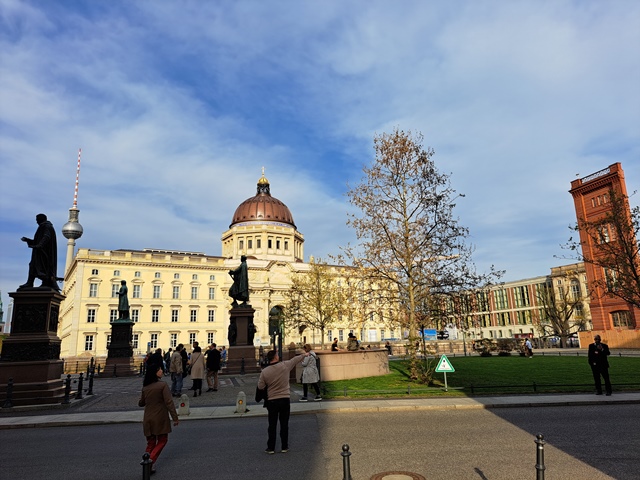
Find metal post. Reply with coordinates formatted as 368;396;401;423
240;357;246;375
87;370;95;396
535;433;546;480
341;444;353;480
2;377;14;408
141;452;152;480
113;364;117;377
76;372;84;399
62;374;72;405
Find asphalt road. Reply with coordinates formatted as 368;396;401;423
1;404;638;480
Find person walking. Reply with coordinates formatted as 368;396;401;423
257;349;308;454
138;363;179;474
188;345;205;397
205;343;221;392
169;345;184;397
299;344;322;402
588;335;612;396
525;338;533;358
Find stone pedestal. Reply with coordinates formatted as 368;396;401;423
0;289;65;406
226;307;260;374
102;319;138;377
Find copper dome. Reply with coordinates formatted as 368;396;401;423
230;173;296;228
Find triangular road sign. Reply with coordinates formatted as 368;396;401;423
436;354;455;372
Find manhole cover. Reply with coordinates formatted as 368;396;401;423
370;472;426;480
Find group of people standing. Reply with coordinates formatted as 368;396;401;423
167;343;225;397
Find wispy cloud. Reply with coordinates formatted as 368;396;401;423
1;0;638;310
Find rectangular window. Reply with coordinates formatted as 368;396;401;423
110;309;118;322
239;240;244;250
111;284;119;298
174;273;180;279
327;329;332;342
171;309;179;323
132;334;139;349
284;240;289;250
87;309;96;323
514;286;530;307
494;289;508;310
276;239;281;249
207;332;215;344
191;286;198;300
150;333;158;349
248;239;253;249
107;334;111;347
380;329;385;340
209;275;215;281
209;288;215;300
89;283;98;297
257;238;262;249
612;311;632;328
390;329;395;339
338;329;344;341
154;272;161;278
192;274;198;280
152;309;159;323
131;309;139;322
153;285;161;299
189;333;197;345
84;335;94;351
190;310;197;322
135;271;141;277
170;333;177;348
268;238;273;249
114;270;120;277
91;269;99;275
173;286;180;299
208;310;215;322
133;285;141;298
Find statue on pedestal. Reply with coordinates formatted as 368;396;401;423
228;319;238;346
228;255;249;307
19;213;59;291
116;280;130;320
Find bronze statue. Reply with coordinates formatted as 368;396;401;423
248;322;257;344
116;280;130;319
19;213;59;291
228;319;237;346
228;255;249;307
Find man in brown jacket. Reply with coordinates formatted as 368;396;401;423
257;349;308;454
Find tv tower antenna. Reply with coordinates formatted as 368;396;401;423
62;148;84;276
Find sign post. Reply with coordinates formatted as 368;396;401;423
435;354;455;392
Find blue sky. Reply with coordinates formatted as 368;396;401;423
1;0;639;315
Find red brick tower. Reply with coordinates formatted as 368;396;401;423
569;163;639;332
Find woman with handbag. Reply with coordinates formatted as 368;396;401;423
299;344;322;402
138;363;179;474
188;345;206;397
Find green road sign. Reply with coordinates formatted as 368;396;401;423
436;354;455;372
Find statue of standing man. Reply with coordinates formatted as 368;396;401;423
19;213;59;291
228;255;249;307
116;280;130;320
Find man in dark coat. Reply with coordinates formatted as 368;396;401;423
205;343;221;392
588;335;612;396
20;213;59;290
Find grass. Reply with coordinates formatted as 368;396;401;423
317;355;640;399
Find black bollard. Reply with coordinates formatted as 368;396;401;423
535;433;546;480
62;374;72;405
341;444;353;480
141;452;152;480
87;370;95;396
113;364;118;377
2;377;14;408
240;357;245;375
76;373;84;399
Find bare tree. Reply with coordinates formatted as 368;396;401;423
282;259;342;348
564;189;640;309
342;128;502;381
534;281;588;348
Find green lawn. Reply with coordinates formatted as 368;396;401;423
318;355;640;398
